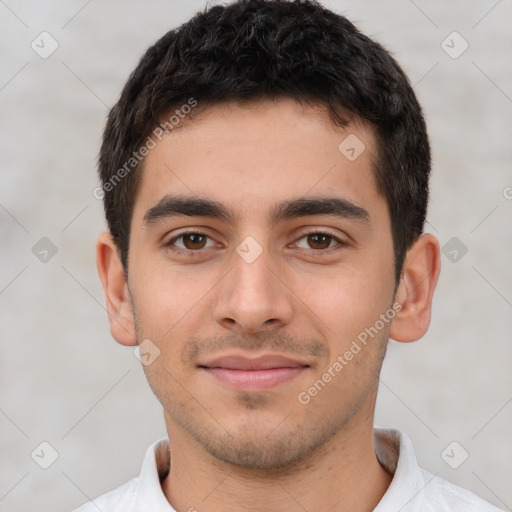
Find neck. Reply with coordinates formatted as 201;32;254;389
162;410;392;512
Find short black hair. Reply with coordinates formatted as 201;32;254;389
98;0;430;283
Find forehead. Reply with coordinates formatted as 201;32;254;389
132;98;385;226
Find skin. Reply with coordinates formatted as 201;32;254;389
97;98;440;512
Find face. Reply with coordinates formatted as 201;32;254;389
126;98;398;468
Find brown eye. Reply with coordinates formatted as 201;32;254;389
166;232;216;253
181;233;207;250
295;231;343;251
306;233;333;250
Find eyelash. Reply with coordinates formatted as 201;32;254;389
164;229;348;257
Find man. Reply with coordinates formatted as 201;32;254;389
74;0;504;510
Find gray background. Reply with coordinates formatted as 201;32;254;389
1;1;511;511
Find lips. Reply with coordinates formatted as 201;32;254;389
198;354;310;391
200;354;308;371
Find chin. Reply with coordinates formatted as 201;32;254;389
206;433;312;469
189;415;341;470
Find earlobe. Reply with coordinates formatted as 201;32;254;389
96;232;138;346
389;233;441;343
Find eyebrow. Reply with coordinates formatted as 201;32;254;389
143;195;371;226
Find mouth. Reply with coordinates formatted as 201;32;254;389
198;353;311;391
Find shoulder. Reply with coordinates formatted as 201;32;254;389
69;437;171;512
70;476;138;512
418;468;505;512
373;428;505;512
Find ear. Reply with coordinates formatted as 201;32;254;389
389;233;441;343
96;232;137;346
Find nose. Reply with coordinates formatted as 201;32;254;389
213;243;294;334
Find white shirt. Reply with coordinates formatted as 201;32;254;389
72;427;504;511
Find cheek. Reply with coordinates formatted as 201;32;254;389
129;261;223;375
130;250;216;331
301;258;394;346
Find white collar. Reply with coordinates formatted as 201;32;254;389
373;428;431;511
133;427;424;511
